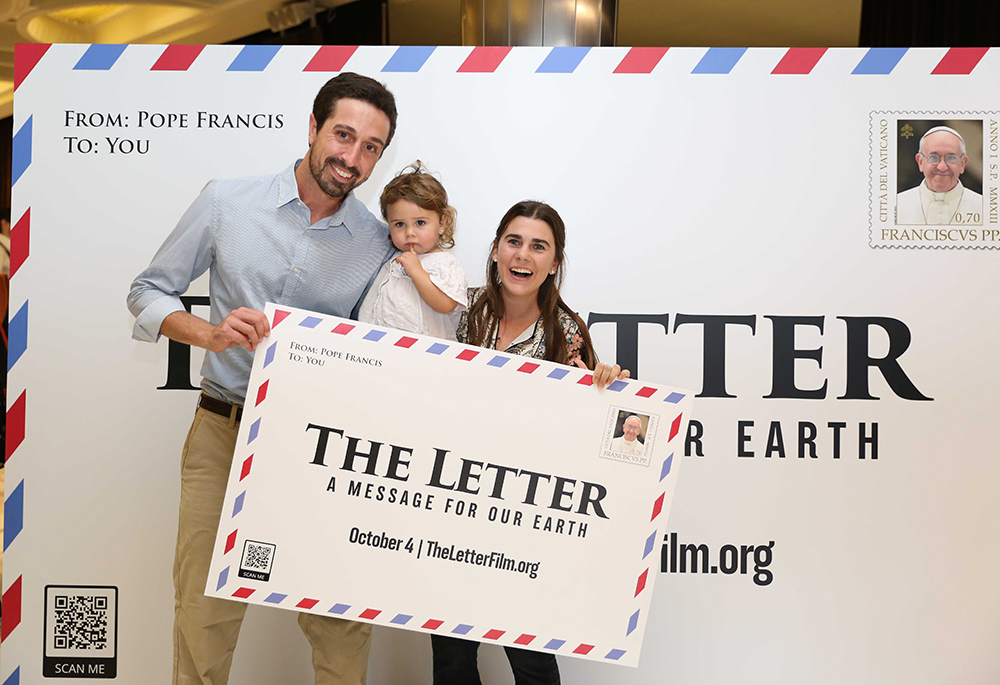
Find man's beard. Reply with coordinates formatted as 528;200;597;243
309;153;361;199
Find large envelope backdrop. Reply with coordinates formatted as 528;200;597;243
5;44;1000;684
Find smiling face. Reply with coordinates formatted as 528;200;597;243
623;416;642;442
492;216;559;305
917;130;968;193
306;97;390;199
386;199;443;255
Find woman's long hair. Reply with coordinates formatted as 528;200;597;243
466;201;596;367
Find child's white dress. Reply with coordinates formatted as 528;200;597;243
358;251;468;340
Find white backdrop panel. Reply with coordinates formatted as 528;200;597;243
5;44;1000;684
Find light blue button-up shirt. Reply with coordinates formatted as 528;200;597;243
128;161;393;404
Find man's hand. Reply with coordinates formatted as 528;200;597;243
160;307;271;353
395;247;425;279
575;358;631;389
207;307;271;352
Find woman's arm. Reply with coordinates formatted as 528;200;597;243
560;308;630;388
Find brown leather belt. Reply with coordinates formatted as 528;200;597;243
199;392;243;423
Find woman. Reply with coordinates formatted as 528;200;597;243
432;200;626;685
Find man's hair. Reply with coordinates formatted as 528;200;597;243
919;126;966;157
313;72;398;149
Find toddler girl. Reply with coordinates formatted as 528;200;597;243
359;162;467;340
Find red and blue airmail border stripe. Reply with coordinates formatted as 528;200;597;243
213;307;688;663
2;84;31;664
13;44;993;91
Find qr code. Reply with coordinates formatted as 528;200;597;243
53;595;108;650
239;539;276;580
44;585;118;662
244;542;273;570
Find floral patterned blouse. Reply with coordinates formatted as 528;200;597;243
457;286;587;364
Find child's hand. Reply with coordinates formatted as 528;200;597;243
396;247;425;279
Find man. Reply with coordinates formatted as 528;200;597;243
128;73;397;685
896;126;982;225
610;415;644;456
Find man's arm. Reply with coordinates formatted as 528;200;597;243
351;232;397;320
128;181;221;343
161;307;270;352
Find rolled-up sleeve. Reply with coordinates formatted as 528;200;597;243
127;181;217;342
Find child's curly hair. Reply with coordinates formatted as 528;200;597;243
379;161;458;249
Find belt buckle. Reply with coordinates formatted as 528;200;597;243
227;402;240;429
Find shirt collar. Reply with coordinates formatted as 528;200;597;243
278;159;376;237
919;179;965;204
330;192;369;237
509;318;541;348
276;161;301;208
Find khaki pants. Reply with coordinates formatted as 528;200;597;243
174;407;371;685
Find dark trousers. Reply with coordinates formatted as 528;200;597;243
431;635;561;685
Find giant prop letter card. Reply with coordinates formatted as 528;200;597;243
205;305;692;666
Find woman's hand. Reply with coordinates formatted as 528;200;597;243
575;359;631;389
